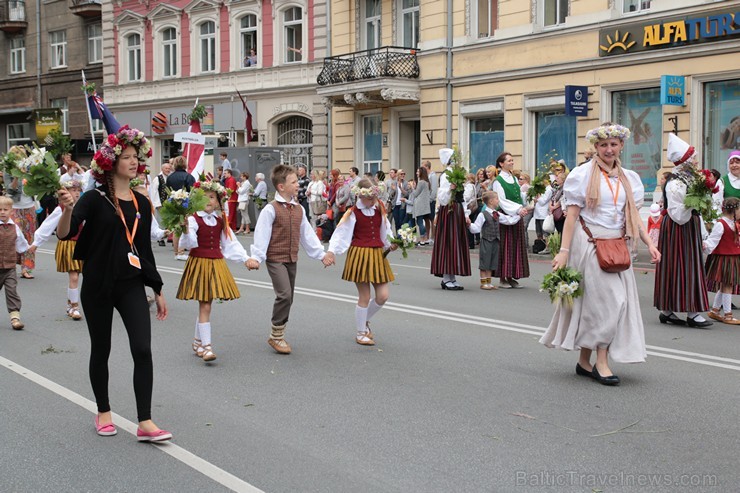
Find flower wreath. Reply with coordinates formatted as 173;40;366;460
62;179;83;190
194;179;231;202
585;124;631;145
91;125;152;183
351;182;385;198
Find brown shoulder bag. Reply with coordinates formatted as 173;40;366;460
579;217;631;273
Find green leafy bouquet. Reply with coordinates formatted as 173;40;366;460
159;187;208;235
547;231;561;258
527;150;560;202
444;146;467;208
385;224;417;259
9;145;62;199
683;167;720;225
188;104;208;122
541;267;583;308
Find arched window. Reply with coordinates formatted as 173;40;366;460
162;27;178;77
277;116;313;167
283;7;303;63
240;14;258;68
126;33;141;81
199;21;216;72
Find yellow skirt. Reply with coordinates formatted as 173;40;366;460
342;246;395;284
55;240;83;273
176;256;240;302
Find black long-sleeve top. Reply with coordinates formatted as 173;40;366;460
61;186;163;296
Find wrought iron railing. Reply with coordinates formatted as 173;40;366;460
317;46;419;86
2;0;26;22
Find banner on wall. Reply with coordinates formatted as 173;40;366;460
33;108;62;145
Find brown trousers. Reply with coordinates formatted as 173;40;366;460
0;268;21;313
266;261;297;326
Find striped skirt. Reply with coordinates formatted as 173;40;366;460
653;214;708;312
342;246;394;284
176;256;240;302
498;220;530;281
55;240;83;273
430;202;471;277
705;254;740;295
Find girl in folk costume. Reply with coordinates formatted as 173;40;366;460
646;203;663;248
654;133;713;328
719;150;740;201
29;180;85;320
324;178;397;345
703;197;740;325
431;148;471;290
491;152;531;288
540;123;660;386
176;179;249;362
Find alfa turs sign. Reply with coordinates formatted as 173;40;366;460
599;8;740;57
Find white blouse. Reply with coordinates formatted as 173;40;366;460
703;217;734;255
534;186;553;220
664;178;692;225
491;171;524;217
468;208;520;234
328;201;392;256
179;211;248;263
237;180;253;203
562;160;644;230
33;207;63;247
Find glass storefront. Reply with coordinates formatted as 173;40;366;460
469;116;504;172
612;88;662;200
536;110;576;171
363;114;382;174
704;79;740;170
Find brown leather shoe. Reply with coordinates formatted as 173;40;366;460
356;332;375;346
722;313;740;325
708;309;724;322
268;338;292;354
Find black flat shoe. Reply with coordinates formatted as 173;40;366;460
659;313;686;326
442;281;462;291
687;316;713;328
575;363;594;379
592;367;620;386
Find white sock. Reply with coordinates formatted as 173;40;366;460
366;299;383;321
723;293;732;314
661;310;674;317
442;274;453;283
67;288;79;303
198;322;212;346
355;305;368;333
713;292;723;309
688;311;706;322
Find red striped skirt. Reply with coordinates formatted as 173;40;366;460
705;254;740;295
430;202;471;277
653;214;708;312
498;220;530;281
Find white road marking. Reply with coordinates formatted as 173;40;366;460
0;355;264;493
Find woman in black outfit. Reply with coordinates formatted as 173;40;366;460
57;126;171;442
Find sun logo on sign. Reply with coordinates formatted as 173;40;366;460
600;30;636;54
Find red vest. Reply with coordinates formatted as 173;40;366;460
350;208;384;248
60;205;83;241
189;214;224;259
712;219;740;256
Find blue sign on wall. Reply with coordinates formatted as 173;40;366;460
565;86;588;116
661;75;685;106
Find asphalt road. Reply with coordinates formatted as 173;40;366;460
1;236;738;493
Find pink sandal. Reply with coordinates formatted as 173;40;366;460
95;415;117;436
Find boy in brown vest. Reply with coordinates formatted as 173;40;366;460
247;165;332;354
0;196;30;330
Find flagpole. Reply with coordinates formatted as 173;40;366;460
81;70;97;153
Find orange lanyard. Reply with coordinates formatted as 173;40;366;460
601;170;620;208
118;192;140;251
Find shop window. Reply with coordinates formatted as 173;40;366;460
536;110;576;170
476;0;497;38
10;37;25;74
542;0;567;27
7;123;31;149
400;0;419;48
704;79;740;169
469;116;504;172
162;27;178;78
363;115;382;174
240;14;258;67
126;33;142;81
363;0;381;50
623;0;651;14
612;88;662;200
50;30;67;68
50;98;69;135
88;24;102;64
200;21;216;73
284;7;303;63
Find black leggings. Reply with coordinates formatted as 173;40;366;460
81;277;153;422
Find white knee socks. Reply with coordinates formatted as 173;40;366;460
355;305;369;333
198;322;212;346
722;293;732;314
67;288;79;303
366;299;384;321
713;292;723;309
194;319;200;340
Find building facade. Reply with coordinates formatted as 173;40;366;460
319;0;740;201
0;0;104;163
103;0;329;174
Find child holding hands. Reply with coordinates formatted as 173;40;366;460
704;197;740;325
0;196;29;330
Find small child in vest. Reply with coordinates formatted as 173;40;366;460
467;191;520;290
703;197;740;325
0;196;29;330
29;180;85;320
247;164;329;354
324;178;397;345
646;203;662;249
176;179;249;362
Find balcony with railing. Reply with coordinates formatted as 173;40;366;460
317;46;421;107
69;0;101;17
0;0;27;33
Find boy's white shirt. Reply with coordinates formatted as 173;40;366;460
328;201;392;256
0;217;30;253
179;211;248;263
468;207;520;234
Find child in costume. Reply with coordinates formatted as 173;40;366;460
646;203;662;248
0;195;29;330
176;179;249;362
247;164;329;355
29;180;85;320
468;191;520;290
324;178;397;345
703;197;740;325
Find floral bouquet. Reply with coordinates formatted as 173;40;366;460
385;224;417;258
526;169;550;202
684;167;720;225
540;267;583;308
129;177;144;189
547;231;561;258
444;147;467;207
159;187;208;235
1;146;26;175
9;145;62;200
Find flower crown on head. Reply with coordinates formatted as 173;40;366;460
62;179;82;190
351;183;385;198
194;179;231;201
91;125;151;183
585;124;631;145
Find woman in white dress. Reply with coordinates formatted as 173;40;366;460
539;123;660;386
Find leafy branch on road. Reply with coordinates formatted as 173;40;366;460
41;344;75;355
510;413;670;437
